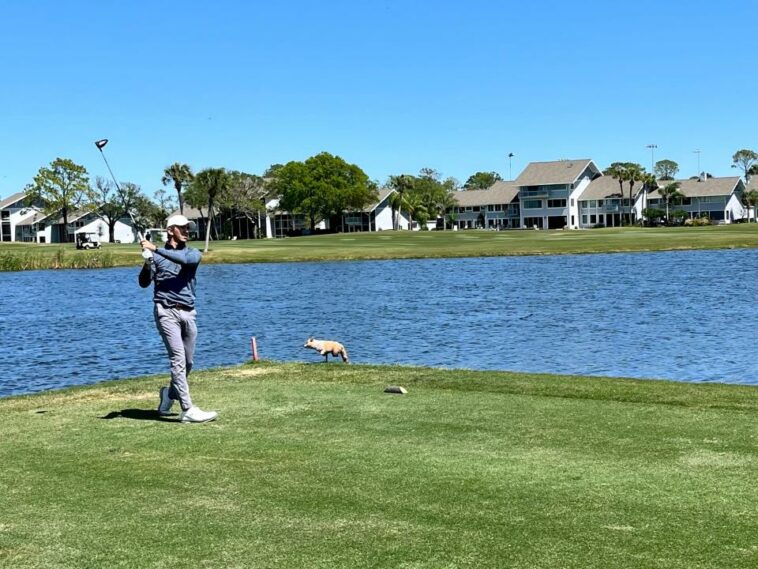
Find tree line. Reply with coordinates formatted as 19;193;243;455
22;148;758;248
23;152;500;249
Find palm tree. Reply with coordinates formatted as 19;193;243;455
388;175;415;230
435;191;458;230
640;173;658;226
162;163;194;215
402;193;427;230
192;168;230;252
741;189;758;222
603;163;627;225
389;191;403;230
658;182;683;224
623;163;645;225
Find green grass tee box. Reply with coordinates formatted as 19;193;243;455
1;362;757;568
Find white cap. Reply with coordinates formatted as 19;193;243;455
166;214;190;228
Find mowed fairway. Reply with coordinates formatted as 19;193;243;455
4;224;758;270
2;362;758;568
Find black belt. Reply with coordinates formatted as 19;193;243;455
161;302;194;311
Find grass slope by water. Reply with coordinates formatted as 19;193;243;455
1;362;757;568
4;224;758;270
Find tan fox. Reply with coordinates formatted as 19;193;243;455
304;337;350;363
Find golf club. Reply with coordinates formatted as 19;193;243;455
94;139;144;243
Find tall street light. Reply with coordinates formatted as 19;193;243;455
646;144;657;174
694;149;701;179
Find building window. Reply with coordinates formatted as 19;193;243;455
570;199;574;206
547;199;566;208
523;200;542;209
590;214;596;224
598;200;603;207
582;215;587;225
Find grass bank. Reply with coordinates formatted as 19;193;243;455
3;224;758;271
2;362;757;568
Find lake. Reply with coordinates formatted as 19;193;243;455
1;248;756;397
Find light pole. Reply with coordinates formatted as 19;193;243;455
694;149;701;179
508;152;514;181
646;144;657;174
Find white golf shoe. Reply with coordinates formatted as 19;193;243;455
157;386;174;416
180;406;218;424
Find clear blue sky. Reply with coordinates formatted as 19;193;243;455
1;0;756;200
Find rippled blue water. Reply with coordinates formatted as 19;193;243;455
1;249;757;397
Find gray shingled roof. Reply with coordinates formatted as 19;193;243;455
15;211;50;226
358;187;393;212
515;159;597;186
578;176;627;200
453;181;519;207
0;192;26;209
647;176;743;199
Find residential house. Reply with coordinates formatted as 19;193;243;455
15;210;52;242
0;192;43;242
575;175;633;228
13;207;135;243
67;210;135;243
637;176;745;223
514;159;602;229
452;181;520;229
343;188;410;232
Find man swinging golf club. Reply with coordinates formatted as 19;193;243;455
139;214;218;423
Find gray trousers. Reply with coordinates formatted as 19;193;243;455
154;303;197;411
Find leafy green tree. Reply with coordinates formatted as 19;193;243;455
658;182;684;224
642;207;665;224
271;152;376;231
263;163;284;178
131;194;163;232
162;162;194;215
25;158;94;242
732;149;758;183
93;177;144;242
654;160;679;181
153;188;176;227
219;171;269;238
191;168;231;252
463;171;502;190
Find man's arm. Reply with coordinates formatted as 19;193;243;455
154;247;202;266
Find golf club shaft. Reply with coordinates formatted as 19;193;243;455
96;147;143;242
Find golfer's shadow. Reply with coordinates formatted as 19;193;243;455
100;409;179;422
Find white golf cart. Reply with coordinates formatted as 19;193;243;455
75;232;102;250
